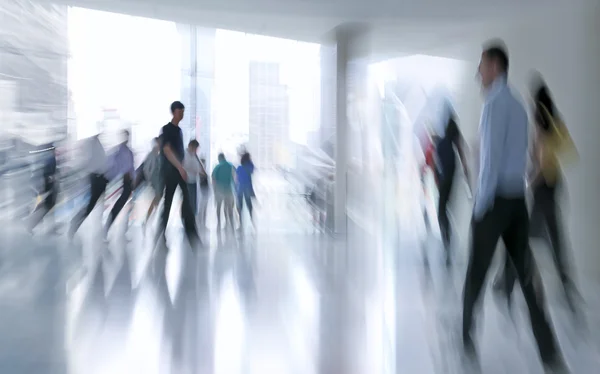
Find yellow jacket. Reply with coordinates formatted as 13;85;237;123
537;104;577;184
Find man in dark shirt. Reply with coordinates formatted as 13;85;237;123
434;114;470;266
157;101;200;248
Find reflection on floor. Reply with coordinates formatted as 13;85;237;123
1;190;599;374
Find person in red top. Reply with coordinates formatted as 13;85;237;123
420;129;437;236
421;129;438;186
424;138;436;178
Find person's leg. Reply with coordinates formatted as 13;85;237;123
502;198;561;364
178;176;199;245
146;192;160;223
437;174;454;264
70;174;106;236
245;189;253;219
236;190;244;227
462;206;504;349
495;185;545;295
225;193;235;230
28;205;47;232
32;179;57;230
159;175;177;240
133;166;144;190
493;251;516;294
199;187;209;229
187;182;198;216
106;176;133;232
437;181;450;243
542;188;580;311
215;190;223;230
47;184;60;233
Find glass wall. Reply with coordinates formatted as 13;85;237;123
68;8;181;158
67;11;321;173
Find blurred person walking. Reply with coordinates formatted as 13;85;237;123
182;139;203;216
433;103;470;266
27;144;58;233
157;101;200;248
69;133;108;239
212;153;235;231
198;157;210;231
419;127;437;239
493;74;580;313
103;130;135;238
236;151;255;229
142;136;163;230
462;42;569;373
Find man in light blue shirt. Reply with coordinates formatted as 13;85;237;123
472;72;529;220
462;42;567;373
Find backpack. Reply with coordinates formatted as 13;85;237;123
143;152;161;181
198;156;209;187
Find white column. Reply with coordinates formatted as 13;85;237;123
329;24;370;235
334;30;349;235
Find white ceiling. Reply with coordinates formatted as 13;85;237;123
48;0;573;60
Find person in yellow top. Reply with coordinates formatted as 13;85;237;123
494;74;581;313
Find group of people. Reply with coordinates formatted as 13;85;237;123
27;101;258;251
24;38;578;372
421;41;578;372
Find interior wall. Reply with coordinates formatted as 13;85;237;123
451;3;600;278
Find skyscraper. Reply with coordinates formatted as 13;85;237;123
248;61;290;168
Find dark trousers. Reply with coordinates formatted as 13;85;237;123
133;164;145;189
498;182;576;301
159;169;198;245
436;166;455;250
237;188;253;225
462;197;559;363
70;173;108;235
187;182;197;215
105;174;133;231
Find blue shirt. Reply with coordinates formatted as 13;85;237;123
474;75;529;220
105;143;134;182
236;162;254;191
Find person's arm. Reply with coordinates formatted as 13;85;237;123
163;145;183;172
556;120;579;162
162;134;186;179
527;133;542;188
211;165;218;187
198;158;207;177
182;155;191;175
473;101;507;221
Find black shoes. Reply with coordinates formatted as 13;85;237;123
462;334;481;372
543;356;571;374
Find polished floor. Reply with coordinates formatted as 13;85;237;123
1;180;600;374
